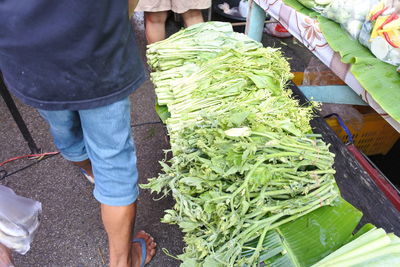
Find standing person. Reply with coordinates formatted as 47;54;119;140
0;0;156;266
136;0;212;44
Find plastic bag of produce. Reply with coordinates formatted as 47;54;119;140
0;185;41;255
321;0;379;39
296;0;332;12
297;0;379;39
359;0;400;66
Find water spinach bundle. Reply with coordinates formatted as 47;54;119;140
143;22;340;266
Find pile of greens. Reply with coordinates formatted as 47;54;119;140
144;113;339;266
163;48;301;135
147;21;261;106
147;22;261;72
143;22;341;266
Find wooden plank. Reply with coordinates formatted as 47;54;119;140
299;85;368;106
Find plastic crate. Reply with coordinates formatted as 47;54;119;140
326;113;400;156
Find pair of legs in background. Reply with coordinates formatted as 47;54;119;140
135;0;212;43
39;98;156;267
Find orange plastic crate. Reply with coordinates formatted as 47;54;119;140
326;113;400;156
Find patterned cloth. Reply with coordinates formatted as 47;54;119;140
136;0;211;13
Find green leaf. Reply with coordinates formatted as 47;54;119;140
180;258;200;267
282;0;319;17
203;256;225;267
276;197;362;266
228;111;251;125
180;177;204;188
245;197;363;266
155;102;171;123
179;220;201;233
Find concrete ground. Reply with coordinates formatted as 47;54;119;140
0;13;314;267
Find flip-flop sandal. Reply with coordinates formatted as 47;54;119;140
79;168;94;184
132;238;147;267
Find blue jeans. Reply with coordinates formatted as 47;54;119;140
38;98;139;206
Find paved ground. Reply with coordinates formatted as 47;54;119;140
0;13;314;267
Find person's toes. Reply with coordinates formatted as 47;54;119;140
144;235;156;262
148;241;157;257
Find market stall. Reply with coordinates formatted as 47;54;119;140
245;0;400;133
145;22;400;266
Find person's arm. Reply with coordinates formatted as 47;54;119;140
128;0;139;17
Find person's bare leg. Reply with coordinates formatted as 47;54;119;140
181;9;204;27
72;159;94;178
101;202;156;267
144;11;168;44
0;243;13;267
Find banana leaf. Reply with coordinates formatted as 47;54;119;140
282;0;318;17
155;103;170;123
243;197;363;266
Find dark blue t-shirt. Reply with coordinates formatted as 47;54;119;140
0;0;145;110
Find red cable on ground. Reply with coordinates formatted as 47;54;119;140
0;152;59;167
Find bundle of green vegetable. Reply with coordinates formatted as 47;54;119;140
312;227;400;266
164;48;300;135
147;22;261;106
147;22;261;72
144;113;339;266
143;22;340;266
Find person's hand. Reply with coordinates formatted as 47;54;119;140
129;0;139;18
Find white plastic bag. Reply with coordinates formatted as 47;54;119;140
0;186;41;255
297;0;379;39
321;0;379;39
359;0;400;66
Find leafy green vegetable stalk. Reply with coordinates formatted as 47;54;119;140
143;22;340;266
312;227;400;266
147;22;261;72
154;46;314;149
147;22;261;107
143;112;339;266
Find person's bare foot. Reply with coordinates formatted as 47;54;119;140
132;231;156;267
0;243;13;267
